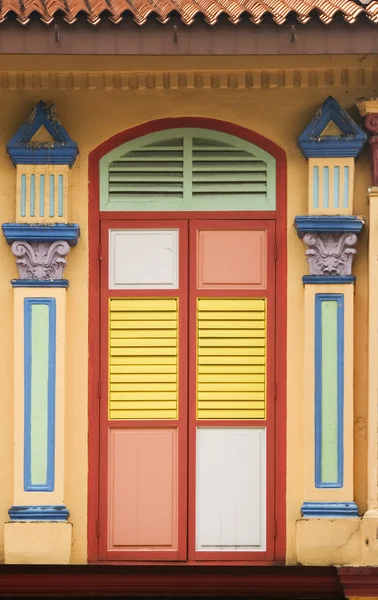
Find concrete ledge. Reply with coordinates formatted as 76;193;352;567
361;512;378;566
4;521;72;564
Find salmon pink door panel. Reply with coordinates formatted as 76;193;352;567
108;428;178;550
197;229;267;289
99;218;275;562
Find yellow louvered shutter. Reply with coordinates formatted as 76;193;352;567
109;298;178;419
197;298;266;420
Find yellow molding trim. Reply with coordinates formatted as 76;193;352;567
0;68;377;91
357;97;378;116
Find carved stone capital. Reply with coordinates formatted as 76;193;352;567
363;113;378;186
11;240;70;280
302;232;358;276
365;113;378;135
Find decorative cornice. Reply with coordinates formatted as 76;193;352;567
8;505;70;521
303;275;356;284
11;279;69;287
295;215;365;236
301;502;359;518
295;216;363;279
302;232;358;277
0;69;375;91
2;223;80;245
11;240;70;280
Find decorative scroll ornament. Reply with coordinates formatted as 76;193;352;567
302;232;358;276
364;113;378;186
11;240;70;279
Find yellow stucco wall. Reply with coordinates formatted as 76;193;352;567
0;53;373;565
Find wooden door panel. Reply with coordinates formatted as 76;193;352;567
197;229;267;289
108;428;178;550
196;427;266;551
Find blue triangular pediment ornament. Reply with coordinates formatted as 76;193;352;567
297;96;367;159
7;101;79;167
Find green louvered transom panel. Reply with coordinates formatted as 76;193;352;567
108;137;184;201
100;129;276;211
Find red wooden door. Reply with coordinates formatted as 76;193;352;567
188;220;275;560
98;219;188;561
98;217;276;562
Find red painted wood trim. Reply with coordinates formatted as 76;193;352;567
88;118;286;169
88;139;101;563
338;567;378;597
274;139;287;562
99;210;277;220
88;117;287;563
0;566;343;597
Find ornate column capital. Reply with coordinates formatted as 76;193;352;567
295;215;364;283
302;232;358;277
11;240;70;280
356;98;378;188
363;113;378;187
1;223;80;287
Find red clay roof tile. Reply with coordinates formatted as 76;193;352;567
0;0;377;26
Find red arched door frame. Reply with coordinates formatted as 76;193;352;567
87;117;287;564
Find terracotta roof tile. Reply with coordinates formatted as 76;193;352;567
0;0;377;26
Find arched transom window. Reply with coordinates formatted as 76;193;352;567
100;128;276;212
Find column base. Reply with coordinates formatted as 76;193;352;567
361;511;378;565
297;518;361;565
4;521;72;564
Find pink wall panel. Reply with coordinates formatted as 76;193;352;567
197;229;267;289
108;428;178;550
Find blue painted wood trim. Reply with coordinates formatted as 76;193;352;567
24;298;56;492
295;216;364;237
301;502;359;518
8;505;69;521
303;276;356;285
12;279;69;288
315;294;344;489
297;142;366;159
8;148;78;167
2;223;80;246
